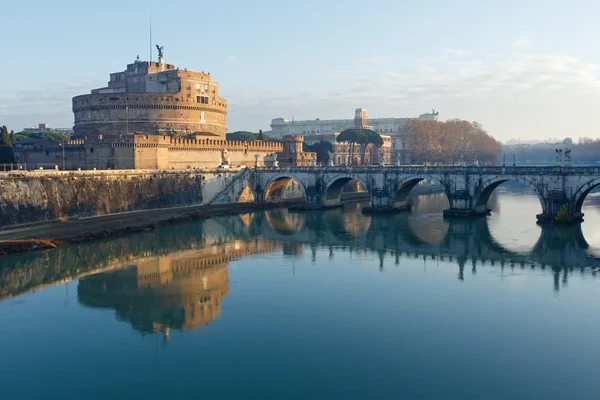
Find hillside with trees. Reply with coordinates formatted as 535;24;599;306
13;131;70;142
404;119;501;164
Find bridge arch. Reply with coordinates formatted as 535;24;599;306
264;208;306;235
473;177;545;214
263;175;307;202
323;175;370;207
573;178;600;215
391;175;448;209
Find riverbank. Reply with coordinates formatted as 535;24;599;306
0;201;300;256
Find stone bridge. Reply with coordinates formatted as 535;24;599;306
242;165;600;223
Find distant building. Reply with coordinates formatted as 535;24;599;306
22;123;73;136
270;108;439;165
302;109;394;165
72;54;227;139
270;108;438;138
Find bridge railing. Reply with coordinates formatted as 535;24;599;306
252;165;600;174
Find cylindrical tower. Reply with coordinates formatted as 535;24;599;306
283;135;304;154
72;59;227;138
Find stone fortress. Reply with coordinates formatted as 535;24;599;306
14;47;296;170
72;51;227;138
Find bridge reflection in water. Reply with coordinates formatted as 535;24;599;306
1;196;599;337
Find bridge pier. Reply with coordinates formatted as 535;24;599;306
535;197;584;224
362;186;410;214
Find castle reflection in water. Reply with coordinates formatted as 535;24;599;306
77;240;281;337
1;194;600;337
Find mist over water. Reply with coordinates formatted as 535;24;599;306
1;189;600;400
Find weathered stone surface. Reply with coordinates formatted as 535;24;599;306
0;170;241;228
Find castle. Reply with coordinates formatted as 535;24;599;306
72;53;227;138
13;50;314;170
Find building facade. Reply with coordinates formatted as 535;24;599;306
302;109;393;165
23;123;74;136
270;109;438;137
270;108;439;164
72;56;227;138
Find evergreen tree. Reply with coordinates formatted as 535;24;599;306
258;129;264;141
9;130;15;143
0;125;15;164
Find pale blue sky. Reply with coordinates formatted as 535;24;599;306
2;0;600;141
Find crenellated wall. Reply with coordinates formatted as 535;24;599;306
14;135;283;170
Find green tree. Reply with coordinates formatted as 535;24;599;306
337;129;367;165
304;140;333;163
258;129;264;140
13;131;70;142
9;130;15;143
359;130;383;165
226;131;259;142
0;125;15;164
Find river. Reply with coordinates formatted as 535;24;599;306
1;189;600;399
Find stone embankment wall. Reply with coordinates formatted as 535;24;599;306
0;169;245;229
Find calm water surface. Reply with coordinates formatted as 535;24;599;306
1;190;600;399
